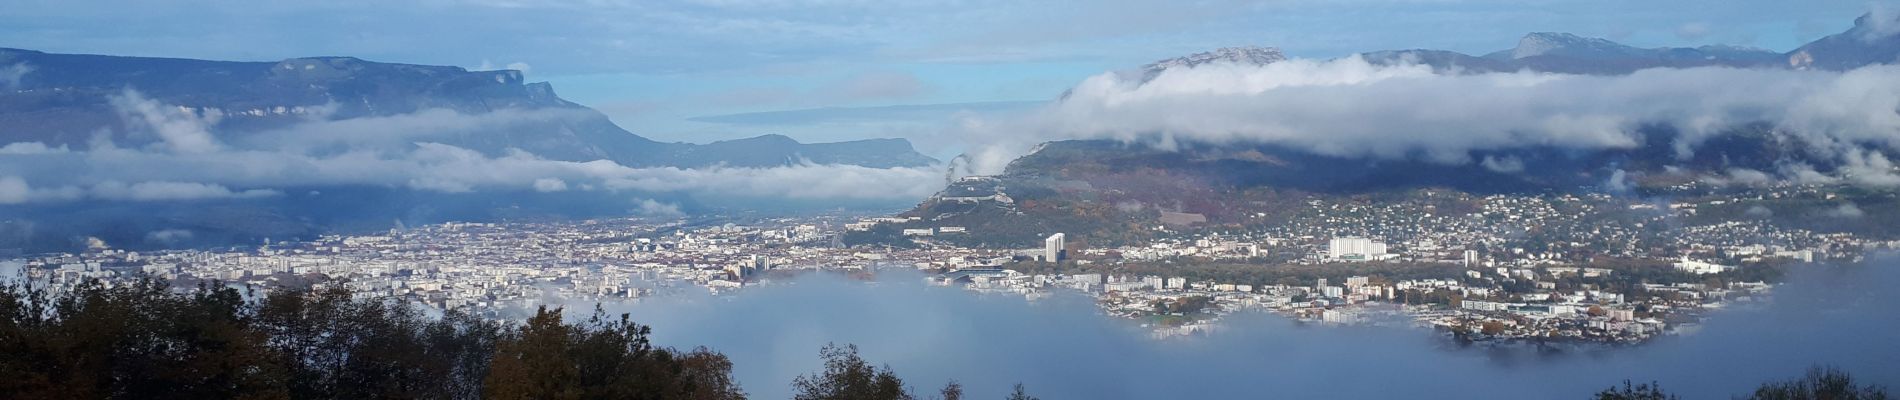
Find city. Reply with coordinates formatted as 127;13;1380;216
13;181;1881;348
4;2;1898;398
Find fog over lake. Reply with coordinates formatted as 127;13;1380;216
603;260;1900;399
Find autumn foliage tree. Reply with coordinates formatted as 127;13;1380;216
0;278;286;400
0;278;743;400
484;306;746;400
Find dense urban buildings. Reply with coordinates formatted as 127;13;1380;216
8;182;1879;347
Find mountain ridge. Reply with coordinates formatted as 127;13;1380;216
0;47;937;169
0;47;938;252
1138;46;1288;80
893;13;1900;248
1352;13;1898;74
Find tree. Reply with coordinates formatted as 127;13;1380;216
485;305;747;400
791;343;913;400
1745;366;1889;400
1005;383;1040;400
1594;380;1678;400
676;347;748;400
1480;320;1507;335
0;279;292;399
1593;366;1888;400
0;277;742;400
256;286;498;399
939;380;963;400
485;306;581;400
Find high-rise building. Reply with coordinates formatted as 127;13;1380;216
1327;236;1388;261
750;255;770;271
1044;233;1066;262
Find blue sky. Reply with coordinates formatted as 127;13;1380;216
0;0;1882;148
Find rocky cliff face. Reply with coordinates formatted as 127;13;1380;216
1137;46;1288;81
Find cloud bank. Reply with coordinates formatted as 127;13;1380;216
955;57;1900;183
608;261;1900;399
0;63;31;89
0;90;941;205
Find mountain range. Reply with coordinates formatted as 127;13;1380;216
897;12;1900;249
0;48;939;252
5;13;1898;252
1364;13;1898;74
0;47;936;169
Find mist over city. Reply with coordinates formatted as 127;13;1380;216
3;1;1900;399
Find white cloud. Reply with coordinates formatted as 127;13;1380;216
476;60;534;75
108;89;223;154
238;107;591;153
1862;4;1900;42
1;141;941;204
506;62;533;74
1057;58;1892;160
1;177;283;203
1479;155;1524;173
0;176;82;204
1604;169;1632;193
0;176;28;204
0;94;944;205
0;142;68;155
1779;162;1842;185
533;178;569;192
954;57;1900;186
1704;168;1775;187
633;198;684;217
1675;21;1713;40
87;181;282;201
0;63;32;89
145;229;194;243
1824;203;1865;218
1840;148;1900;187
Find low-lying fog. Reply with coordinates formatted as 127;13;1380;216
604;259;1900;399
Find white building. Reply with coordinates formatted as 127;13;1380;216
1345;276;1370;288
1673;257;1735;275
1045;233;1066;262
1328;237;1389;261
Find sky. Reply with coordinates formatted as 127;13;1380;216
0;0;1882;150
4;1;1900;210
